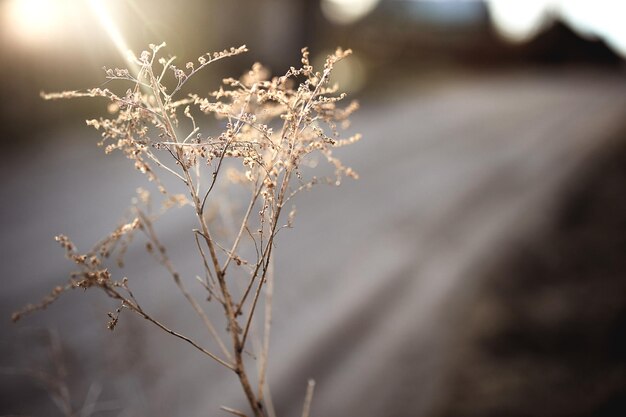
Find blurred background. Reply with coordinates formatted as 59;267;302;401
1;0;625;416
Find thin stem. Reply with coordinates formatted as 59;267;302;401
220;406;249;417
144;150;188;183
193;230;223;304
262;381;278;417
236;163;291;317
181;141;265;417
167;45;247;100
200;85;256;215
241;161;293;349
222;181;262;273
137;210;232;361
200;150;226;215
301;380;316;417
241;243;272;349
131;301;235;371
235;241;271;316
158;56;176;84
257;255;274;403
183;126;199;144
108;287;235;371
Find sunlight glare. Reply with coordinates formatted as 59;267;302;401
3;0;67;44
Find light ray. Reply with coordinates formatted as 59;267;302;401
87;0;136;63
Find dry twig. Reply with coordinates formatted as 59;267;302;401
16;43;359;417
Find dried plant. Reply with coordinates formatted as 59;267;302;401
13;43;360;417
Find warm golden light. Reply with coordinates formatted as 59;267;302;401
2;0;68;44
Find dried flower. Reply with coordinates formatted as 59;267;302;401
22;43;360;417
